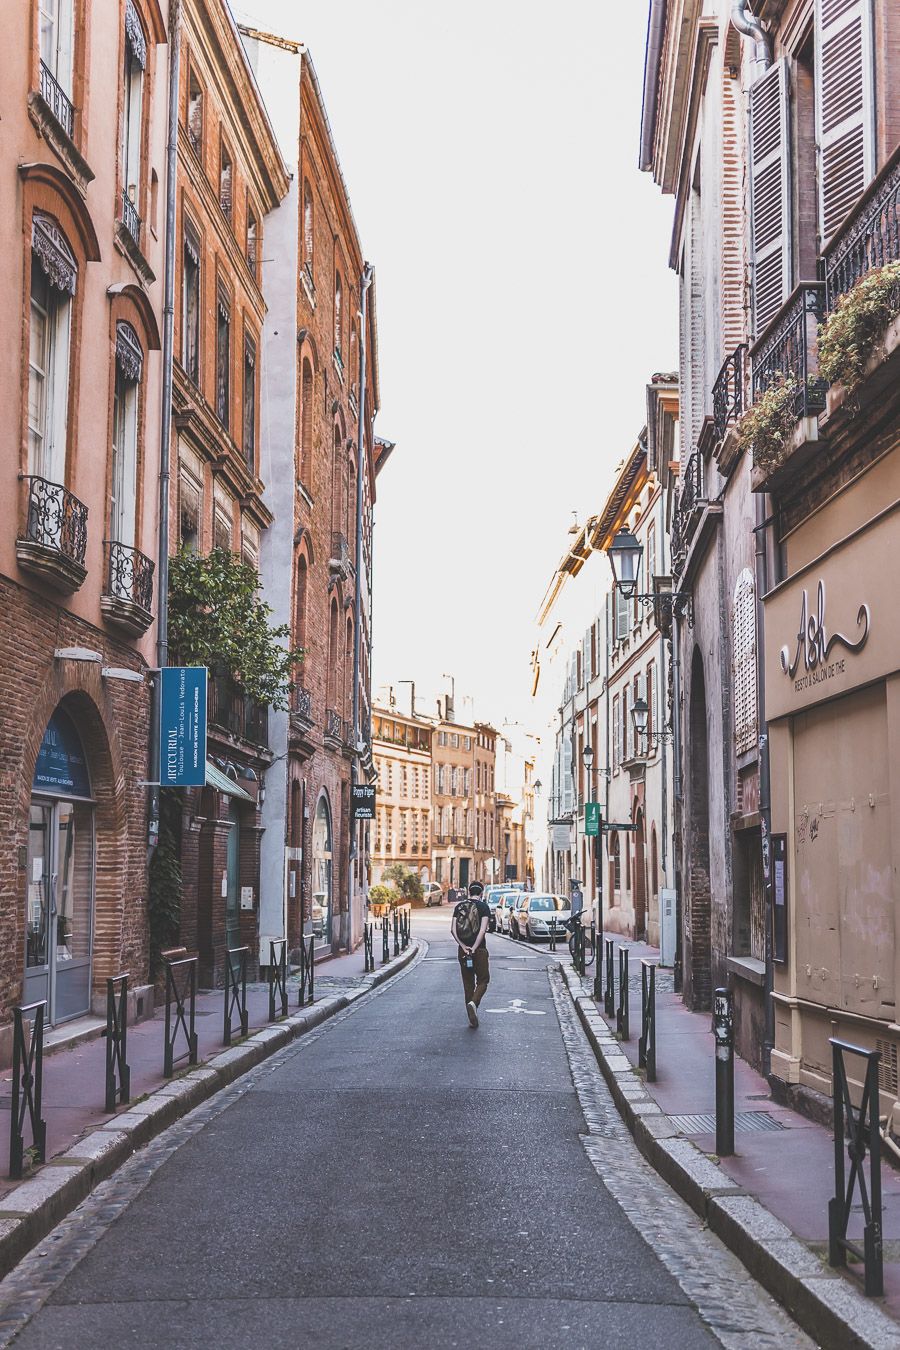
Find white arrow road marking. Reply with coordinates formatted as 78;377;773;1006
485;998;546;1016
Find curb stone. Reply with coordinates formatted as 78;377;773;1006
0;939;422;1282
560;962;900;1350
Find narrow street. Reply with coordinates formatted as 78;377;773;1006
0;913;809;1350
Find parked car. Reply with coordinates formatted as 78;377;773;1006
495;890;521;935
518;893;571;943
508;893;531;940
422;882;443;907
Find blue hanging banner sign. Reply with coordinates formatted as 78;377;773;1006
159;667;207;787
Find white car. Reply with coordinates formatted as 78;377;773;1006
422;882;443;907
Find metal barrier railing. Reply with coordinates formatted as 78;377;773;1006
828;1038;883;1297
392;910;400;957
549;918;558;952
268;939;288;1021
381;915;390;964
616;947;630;1040
224;946;249;1044
363;922;374;972
9;1001;47;1179
604;939;615;1018
163;956;198;1077
104;974;131;1112
298;933;315;1007
638;960;656;1082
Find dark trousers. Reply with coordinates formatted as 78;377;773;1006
458;946;490;1007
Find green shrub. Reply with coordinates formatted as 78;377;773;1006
818;260;900;392
149;789;182;974
381;863;424;903
369;884;397;907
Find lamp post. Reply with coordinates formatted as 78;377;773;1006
582;741;603;998
607;526;692;628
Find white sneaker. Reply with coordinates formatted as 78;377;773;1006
466;1000;479;1028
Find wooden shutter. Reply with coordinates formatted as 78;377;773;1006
749;58;792;336
732;568;758;756
815;0;874;243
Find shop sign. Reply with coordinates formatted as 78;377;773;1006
780;580;869;691
159;667;207;787
584;802;601;836
551;822;571;850
33;710;91;797
351;784;376;820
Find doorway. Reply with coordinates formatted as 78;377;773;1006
225;802;241;952
312;794;333;947
458;857;470;890
634;808;647;941
26;710;94;1023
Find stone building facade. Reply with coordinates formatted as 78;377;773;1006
431;708;497;894
0;0;169;1042
238;24;386;960
169;0;288;985
370;706;432;885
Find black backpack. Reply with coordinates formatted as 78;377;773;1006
455;899;483;946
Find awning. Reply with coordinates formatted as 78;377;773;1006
205;760;254;802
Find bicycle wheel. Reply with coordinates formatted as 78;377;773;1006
567;934;577;961
582;937;595;967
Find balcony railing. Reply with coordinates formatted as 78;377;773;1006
40;61;74;138
21;475;88;565
712;344;747;444
750;282;828;422
208;673;268;748
121;191;142;249
292;684;313;722
824;147;900;313
105;540;154;613
325;708;343;741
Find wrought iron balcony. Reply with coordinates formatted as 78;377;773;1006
669;451;706;579
208;672;269;748
824;146;900;313
325;708;343;742
39;61;75;138
17;475;88;592
101;540;154;635
712;344;747;445
750;282;828;421
292;684;313;722
121;191;142;250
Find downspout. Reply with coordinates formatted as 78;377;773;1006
731;2;772;75
150;0;182;842
349;262;374;949
671;603;683;992
754;500;775;1076
639;0;667;172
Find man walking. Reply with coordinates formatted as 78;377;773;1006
451;881;491;1027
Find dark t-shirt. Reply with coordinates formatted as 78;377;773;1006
453;898;491;948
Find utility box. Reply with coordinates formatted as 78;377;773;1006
659;888;676;967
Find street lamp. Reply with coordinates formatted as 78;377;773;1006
605;527;693;629
582;743;594;771
630;694;673;749
607;527;642;600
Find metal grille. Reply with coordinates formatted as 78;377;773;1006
876;1039;898;1095
669;1110;785;1135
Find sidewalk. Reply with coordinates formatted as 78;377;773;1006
562;940;900;1347
0;936;419;1275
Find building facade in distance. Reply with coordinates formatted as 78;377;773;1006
370;705;432;885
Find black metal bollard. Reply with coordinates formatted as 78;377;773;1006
549;918;556;953
105;974;131;1112
392;910;400;957
268;939;288;1021
382;914;390;964
592;920;602;1002
616;947;630;1040
713;987;735;1156
604;939;615;1017
828;1039;883;1296
164;957;198;1077
9;1002;47;1179
224;946;249;1044
364;922;374;972
638;961;656;1082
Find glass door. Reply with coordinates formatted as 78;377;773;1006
25;803;52;1008
25;797;93;1023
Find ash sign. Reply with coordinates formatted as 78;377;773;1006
351;784;376;820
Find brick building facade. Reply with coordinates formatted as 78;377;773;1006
370;706;433;885
0;0;169;1046
169;0;288;985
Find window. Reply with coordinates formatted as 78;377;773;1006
612;696;620;773
219;145;233;220
647;661;657;745
121;5;145;241
632;675;641;756
295;555;308;651
213;485;233;552
463;736;471;751
615;586;629;642
182;228;200;383
241;519;259;572
450;733;458;749
39;0;74;117
110;323;142;551
334;271;343;363
610;832;621;891
28;216;75;485
436;765;444;794
647;522;656;580
215;291;230;427
242;335;256;470
815;0;875;243
303;180;314;274
246;208;258;280
733;569;758;756
622;685;629;761
299;357;313;485
749;59;791;336
187;69;203;157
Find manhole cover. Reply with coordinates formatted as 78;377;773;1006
669;1111;785;1134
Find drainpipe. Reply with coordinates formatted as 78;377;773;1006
639;0;667;172
754;497;775;1077
149;0;181;845
731;2;772;76
349;262;374;949
671;602;683;992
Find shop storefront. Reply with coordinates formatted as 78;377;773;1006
765;483;900;1119
312;793;333;950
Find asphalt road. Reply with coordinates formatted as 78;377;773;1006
0;911;809;1349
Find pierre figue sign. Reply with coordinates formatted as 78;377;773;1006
780;580;870;694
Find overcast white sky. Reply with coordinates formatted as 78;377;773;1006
233;1;678;731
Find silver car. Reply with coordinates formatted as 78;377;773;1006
518;893;571;943
495;890;522;935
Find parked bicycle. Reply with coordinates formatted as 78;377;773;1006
567;913;595;967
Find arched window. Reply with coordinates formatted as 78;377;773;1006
28;213;76;489
327;598;339;708
303;181;314;273
609;831;621;892
121;5;146;243
299;357;313;485
331;422;343;537
110;323;143;590
334;270;342;360
733;568;757;755
344;614;353;719
295;554;308;651
347;451;357;545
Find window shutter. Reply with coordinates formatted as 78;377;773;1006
815;0;874;243
732;568;758;756
749;58;792;336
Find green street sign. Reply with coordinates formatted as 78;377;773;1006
585;802;601;837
